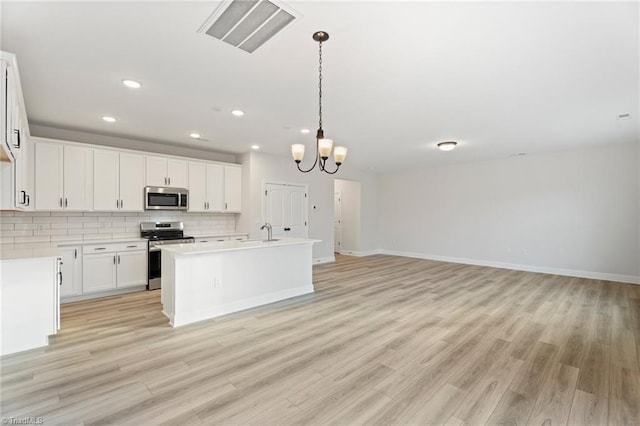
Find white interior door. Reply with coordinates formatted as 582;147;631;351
265;183;308;239
334;192;342;253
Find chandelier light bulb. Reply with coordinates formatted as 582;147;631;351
318;138;333;159
292;144;305;162
333;146;348;165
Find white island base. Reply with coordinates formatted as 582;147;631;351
160;238;319;327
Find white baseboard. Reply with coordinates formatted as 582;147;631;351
61;285;147;304
379;249;640;285
313;256;336;264
338;249;382;257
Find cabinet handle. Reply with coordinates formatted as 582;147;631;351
113;256;116;264
25;195;29;206
19;190;26;205
74;249;77;259
168;177;171;185
94;247;106;251
284;227;291;231
58;270;62;286
59;198;63;207
126;245;138;248
164;177;168;185
117;255;120;264
12;129;20;149
64;198;68;208
225;202;228;210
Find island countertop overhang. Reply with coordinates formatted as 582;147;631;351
160;238;321;255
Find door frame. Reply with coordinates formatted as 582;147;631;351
262;180;309;238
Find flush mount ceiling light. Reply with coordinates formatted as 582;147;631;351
251;144;260;150
231;109;244;117
190;132;201;139
300;128;310;134
122;79;141;89
102;116;116;123
292;31;347;174
437;141;458;151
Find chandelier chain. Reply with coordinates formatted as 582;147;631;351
318;40;323;131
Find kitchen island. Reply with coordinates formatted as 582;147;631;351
160;238;319;327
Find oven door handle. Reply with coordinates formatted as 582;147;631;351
149;247;161;253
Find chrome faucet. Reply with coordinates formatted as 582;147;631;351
260;222;273;241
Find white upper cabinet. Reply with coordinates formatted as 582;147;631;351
34;140;92;211
187;162;237;213
63;145;93;210
119;153;145;211
187;161;207;212
167;159;188;188
94;149;144;212
93;149;119;211
146;156;188;188
1;54;34;210
207;164;225;212
34;141;63;210
224;165;242;212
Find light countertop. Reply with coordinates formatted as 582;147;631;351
161;238;320;255
0;238;147;261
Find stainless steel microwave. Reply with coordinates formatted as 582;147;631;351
144;187;189;210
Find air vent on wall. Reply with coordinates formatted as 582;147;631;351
199;0;298;53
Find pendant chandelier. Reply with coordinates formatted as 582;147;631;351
292;31;347;174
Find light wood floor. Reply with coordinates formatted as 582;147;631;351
1;254;639;425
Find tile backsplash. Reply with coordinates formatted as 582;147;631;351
0;211;237;244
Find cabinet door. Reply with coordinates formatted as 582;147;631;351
116;250;147;288
60;247;82;297
34;141;64;210
146;156;167;186
167;158;188;188
206;164;224;212
63;145;93;210
188;161;207;212
13;126;33;211
119;153;145;211
93;149;119;211
82;253;117;292
224;165;242;212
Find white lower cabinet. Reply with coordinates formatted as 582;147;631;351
60;246;82;297
116;250;147;288
82;242;147;293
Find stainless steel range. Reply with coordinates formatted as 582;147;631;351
141;222;194;290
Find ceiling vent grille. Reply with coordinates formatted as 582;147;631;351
199;0;298;53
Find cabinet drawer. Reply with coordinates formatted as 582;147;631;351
83;241;147;253
196;237;228;243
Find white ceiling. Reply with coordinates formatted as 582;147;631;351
1;1;638;173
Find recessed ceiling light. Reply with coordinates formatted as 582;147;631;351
231;110;244;117
437;141;457;151
190;132;201;139
251;145;260;150
300;128;310;134
102;116;116;123
122;79;141;89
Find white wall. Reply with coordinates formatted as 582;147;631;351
334;179;362;254
30;124;238;163
377;142;640;283
238;151;378;263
